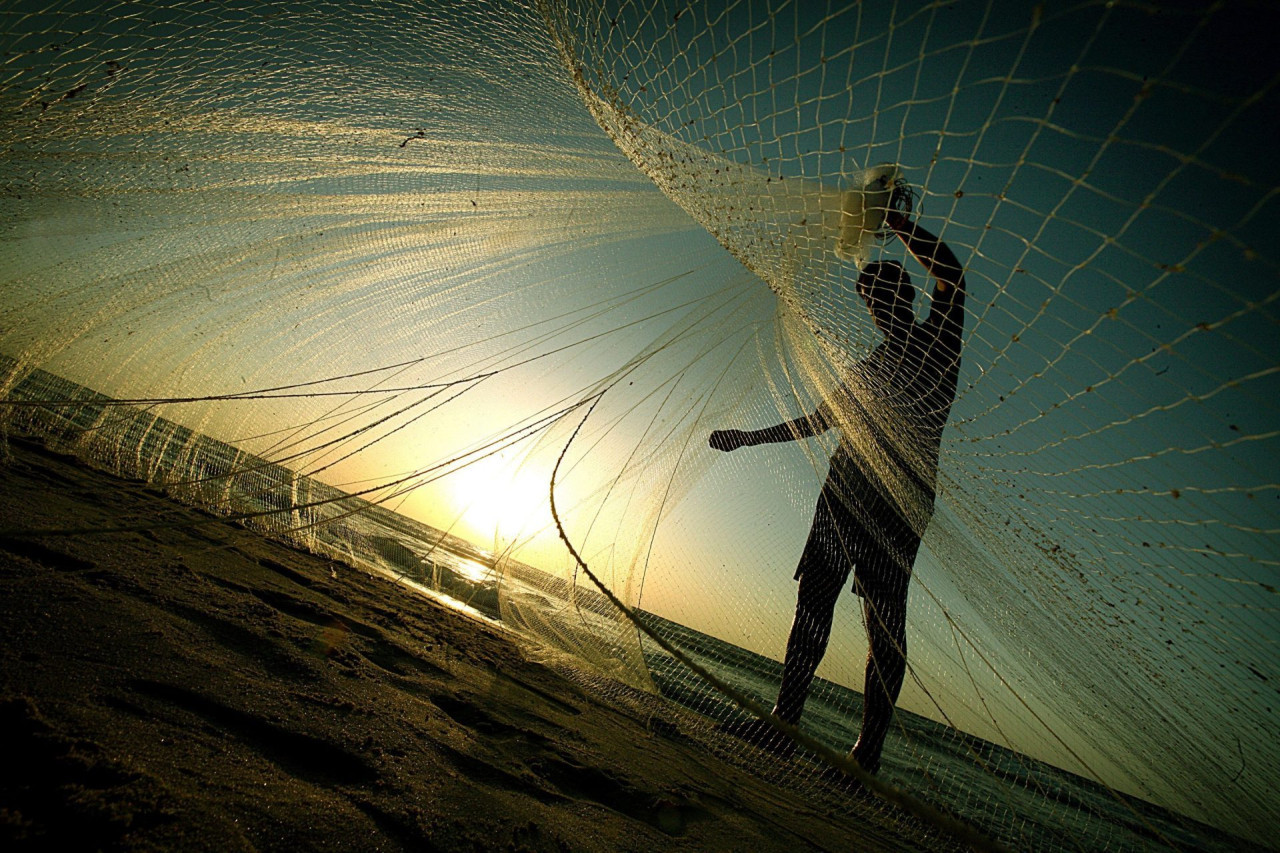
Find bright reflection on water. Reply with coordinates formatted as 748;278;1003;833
453;558;495;586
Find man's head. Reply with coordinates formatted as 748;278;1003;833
857;261;915;335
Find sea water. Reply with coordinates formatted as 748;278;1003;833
634;611;1254;852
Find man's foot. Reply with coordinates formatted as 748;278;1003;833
849;741;882;776
818;764;877;802
715;715;796;760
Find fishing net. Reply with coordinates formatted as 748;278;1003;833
2;1;1276;849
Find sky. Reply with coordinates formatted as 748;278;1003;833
2;0;1277;839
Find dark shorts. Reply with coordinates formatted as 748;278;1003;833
794;482;926;598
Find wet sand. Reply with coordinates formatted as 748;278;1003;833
0;434;949;851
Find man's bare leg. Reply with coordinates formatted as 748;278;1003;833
773;567;844;725
851;568;908;774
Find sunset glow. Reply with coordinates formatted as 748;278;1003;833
448;454;553;543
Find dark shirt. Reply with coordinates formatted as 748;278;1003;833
813;286;964;540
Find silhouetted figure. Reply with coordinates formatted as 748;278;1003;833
710;209;966;775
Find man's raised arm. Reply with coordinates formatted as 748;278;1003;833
886;211;966;304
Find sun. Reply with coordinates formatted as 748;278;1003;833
449;453;553;541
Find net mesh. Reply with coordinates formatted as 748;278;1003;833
2;1;1277;849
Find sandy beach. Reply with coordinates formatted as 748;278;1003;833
0;434;955;852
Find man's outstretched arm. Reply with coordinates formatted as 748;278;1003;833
710;405;832;452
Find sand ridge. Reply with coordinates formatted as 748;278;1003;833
0;435;946;851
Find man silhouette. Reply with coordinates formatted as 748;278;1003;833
709;208;966;775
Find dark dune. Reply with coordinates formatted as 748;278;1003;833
0;435;941;852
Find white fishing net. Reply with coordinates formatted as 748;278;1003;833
3;1;1276;849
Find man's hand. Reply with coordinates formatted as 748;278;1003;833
884;208;910;233
884;180;914;233
709;429;751;452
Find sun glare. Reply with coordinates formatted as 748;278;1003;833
449;453;552;541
